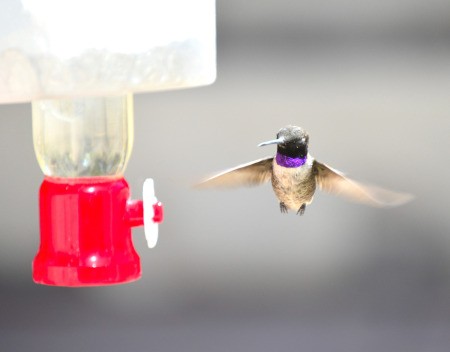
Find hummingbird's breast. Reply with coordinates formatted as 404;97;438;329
271;155;316;210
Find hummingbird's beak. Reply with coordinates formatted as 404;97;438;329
258;137;285;147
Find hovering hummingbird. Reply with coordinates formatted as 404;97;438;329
198;125;412;215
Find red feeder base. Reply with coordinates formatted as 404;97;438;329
33;177;143;287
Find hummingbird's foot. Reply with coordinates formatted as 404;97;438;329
297;204;306;216
279;202;288;213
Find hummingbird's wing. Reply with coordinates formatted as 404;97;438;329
196;157;274;188
313;160;413;207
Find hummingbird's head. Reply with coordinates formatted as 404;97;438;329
258;125;309;159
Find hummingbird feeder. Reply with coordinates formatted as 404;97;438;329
0;0;216;286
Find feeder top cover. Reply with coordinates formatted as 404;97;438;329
0;0;216;104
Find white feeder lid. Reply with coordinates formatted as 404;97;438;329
0;0;216;104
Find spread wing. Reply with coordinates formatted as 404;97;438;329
196;157;274;188
313;160;413;207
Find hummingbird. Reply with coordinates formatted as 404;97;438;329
197;125;412;215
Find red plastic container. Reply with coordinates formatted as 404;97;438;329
33;176;163;286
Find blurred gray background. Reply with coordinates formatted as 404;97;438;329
1;0;450;351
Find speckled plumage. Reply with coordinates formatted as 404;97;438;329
272;153;315;211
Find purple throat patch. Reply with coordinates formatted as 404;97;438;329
275;153;307;168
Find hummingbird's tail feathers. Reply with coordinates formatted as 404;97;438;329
195;157;274;189
313;160;414;207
